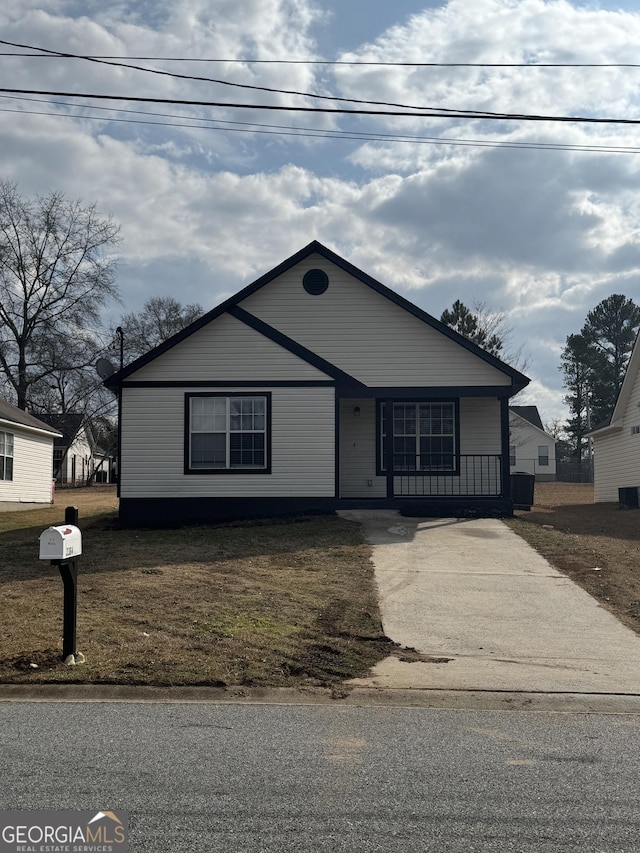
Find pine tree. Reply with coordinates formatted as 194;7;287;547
581;294;640;416
440;300;503;357
560;295;640;457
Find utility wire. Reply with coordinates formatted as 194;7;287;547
1;49;639;67
3;95;639;154
0;38;552;115
1;87;639;125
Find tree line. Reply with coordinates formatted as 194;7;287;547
0;183;202;444
1;183;638;464
440;294;640;459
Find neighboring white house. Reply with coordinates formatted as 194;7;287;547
105;241;530;525
38;414;97;486
589;330;640;504
0;398;62;504
509;406;556;481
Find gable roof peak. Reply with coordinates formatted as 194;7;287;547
106;241;530;393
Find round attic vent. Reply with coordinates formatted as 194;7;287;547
303;268;329;295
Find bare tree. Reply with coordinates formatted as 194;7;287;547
115;296;203;366
0;181;120;410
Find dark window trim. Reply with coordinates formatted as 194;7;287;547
184;392;272;475
375;399;460;477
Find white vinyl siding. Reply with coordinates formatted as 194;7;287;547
459;398;501;454
128;312;330;382
339;399;385;498
593;361;640;502
54;428;94;485
120;386;335;498
239;254;512;388
508;412;557;480
593;431;626;502
0;429;55;503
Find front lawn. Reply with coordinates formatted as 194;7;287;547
0;488;396;687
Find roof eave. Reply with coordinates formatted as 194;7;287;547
0;418;62;438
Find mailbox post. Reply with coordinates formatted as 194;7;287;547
39;506;84;665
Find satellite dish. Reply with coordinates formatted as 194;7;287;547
95;358;116;380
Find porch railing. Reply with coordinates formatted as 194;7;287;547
393;454;502;497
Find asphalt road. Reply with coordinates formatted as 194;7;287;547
1;701;639;852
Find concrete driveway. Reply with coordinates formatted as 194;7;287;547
342;511;640;695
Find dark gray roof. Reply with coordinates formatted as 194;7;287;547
0;398;62;435
510;405;544;431
37;413;85;447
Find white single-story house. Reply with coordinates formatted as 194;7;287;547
509;406;556;481
589;330;640;504
105;241;530;525
38;414;97;486
0;398;62;505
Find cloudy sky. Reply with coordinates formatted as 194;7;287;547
2;0;640;425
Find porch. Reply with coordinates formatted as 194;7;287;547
338;396;509;502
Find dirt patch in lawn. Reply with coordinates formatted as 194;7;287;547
0;487;404;688
506;482;640;634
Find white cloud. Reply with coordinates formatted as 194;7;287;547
1;0;640;422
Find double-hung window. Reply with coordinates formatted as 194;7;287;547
187;394;269;472
0;431;14;481
537;445;549;467
380;402;457;473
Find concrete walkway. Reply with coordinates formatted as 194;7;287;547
342;511;640;695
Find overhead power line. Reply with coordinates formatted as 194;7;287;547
2;40;640;119
3;99;638;154
1;86;639;125
1;48;639;67
0;38;488;113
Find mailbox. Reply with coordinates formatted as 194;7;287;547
39;525;82;561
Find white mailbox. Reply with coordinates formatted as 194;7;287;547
39;525;82;561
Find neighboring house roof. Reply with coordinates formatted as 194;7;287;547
588;329;640;438
509;407;556;443
0;398;62;437
37;413;88;449
105;240;530;392
509;405;544;431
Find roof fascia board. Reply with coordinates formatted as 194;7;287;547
587;421;624;438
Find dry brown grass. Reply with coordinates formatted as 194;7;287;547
506;482;640;634
6;482;636;688
0;488;397;687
